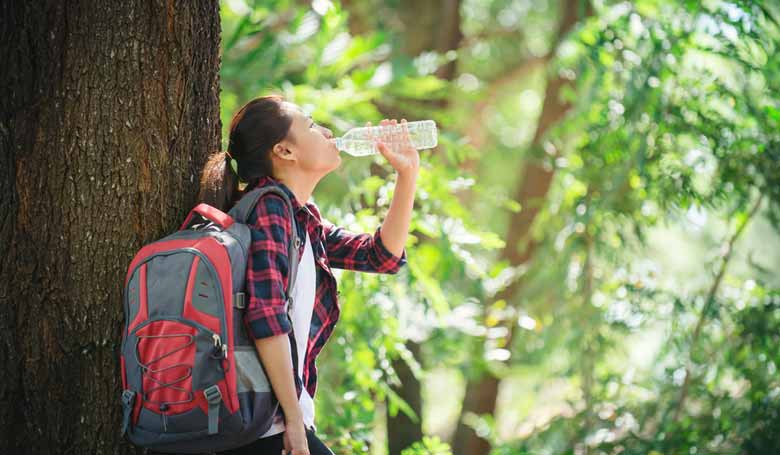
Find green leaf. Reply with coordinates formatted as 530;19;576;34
387;75;450;99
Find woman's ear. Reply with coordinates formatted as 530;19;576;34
272;142;294;161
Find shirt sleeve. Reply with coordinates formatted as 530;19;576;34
244;193;294;340
321;218;407;274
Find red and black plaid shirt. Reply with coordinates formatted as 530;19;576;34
241;175;407;401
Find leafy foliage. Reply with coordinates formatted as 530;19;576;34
219;0;780;453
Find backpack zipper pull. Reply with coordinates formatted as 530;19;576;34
212;333;225;359
160;403;169;432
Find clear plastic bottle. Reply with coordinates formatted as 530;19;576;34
330;120;438;156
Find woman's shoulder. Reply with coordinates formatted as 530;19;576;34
244;190;292;228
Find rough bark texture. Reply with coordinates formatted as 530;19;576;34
452;1;591;453
0;1;221;453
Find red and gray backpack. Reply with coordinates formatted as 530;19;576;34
119;185;303;453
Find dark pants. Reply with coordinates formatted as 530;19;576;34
216;427;334;455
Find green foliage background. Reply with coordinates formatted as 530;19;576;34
219;0;780;453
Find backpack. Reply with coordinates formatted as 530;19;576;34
119;185;303;453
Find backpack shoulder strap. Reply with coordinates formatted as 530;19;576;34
228;186;302;313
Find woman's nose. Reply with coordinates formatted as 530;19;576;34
321;127;333;139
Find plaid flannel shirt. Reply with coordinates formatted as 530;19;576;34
242;175;407;401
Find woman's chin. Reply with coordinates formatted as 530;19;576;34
323;157;341;174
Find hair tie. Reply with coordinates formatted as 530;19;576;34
224;152;239;177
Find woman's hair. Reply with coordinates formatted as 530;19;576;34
198;94;294;212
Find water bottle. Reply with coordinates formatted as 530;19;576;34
330;120;438;156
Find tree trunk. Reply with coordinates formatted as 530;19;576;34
386;341;424;455
452;1;591;453
0;1;221;453
398;0;462;82
380;1;463;453
335;0;464;452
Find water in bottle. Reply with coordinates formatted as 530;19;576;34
330;120;438;156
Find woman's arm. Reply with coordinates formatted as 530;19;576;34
322;118;419;274
243;193;302;420
372;118;420;257
254;333;309;455
321;220;408;274
321;173;414;274
253;335;302;422
378;172;417;258
245;193;294;337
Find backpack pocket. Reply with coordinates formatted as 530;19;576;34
123;318;229;435
233;345;280;424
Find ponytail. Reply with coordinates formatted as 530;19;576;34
197;150;242;213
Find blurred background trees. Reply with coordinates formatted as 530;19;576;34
219;0;780;453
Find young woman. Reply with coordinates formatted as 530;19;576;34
198;95;419;455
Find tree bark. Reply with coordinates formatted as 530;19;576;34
0;1;221;453
452;1;591;453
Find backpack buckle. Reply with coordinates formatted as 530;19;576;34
233;292;246;309
122;389;136;406
204;385;222;403
120;390;136;436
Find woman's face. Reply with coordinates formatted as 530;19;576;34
275;101;340;174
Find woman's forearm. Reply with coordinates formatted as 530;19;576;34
380;172;417;257
254;334;302;422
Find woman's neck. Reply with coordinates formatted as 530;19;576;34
275;172;318;206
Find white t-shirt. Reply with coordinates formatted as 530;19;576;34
261;232;317;438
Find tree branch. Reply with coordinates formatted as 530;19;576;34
670;194;765;424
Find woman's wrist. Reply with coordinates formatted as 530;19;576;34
282;405;304;424
397;170;418;185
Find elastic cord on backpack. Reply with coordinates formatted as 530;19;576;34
134;332;196;410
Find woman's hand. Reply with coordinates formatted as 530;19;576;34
282;415;310;455
367;119;420;179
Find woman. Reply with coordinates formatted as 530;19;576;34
198;95;418;455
